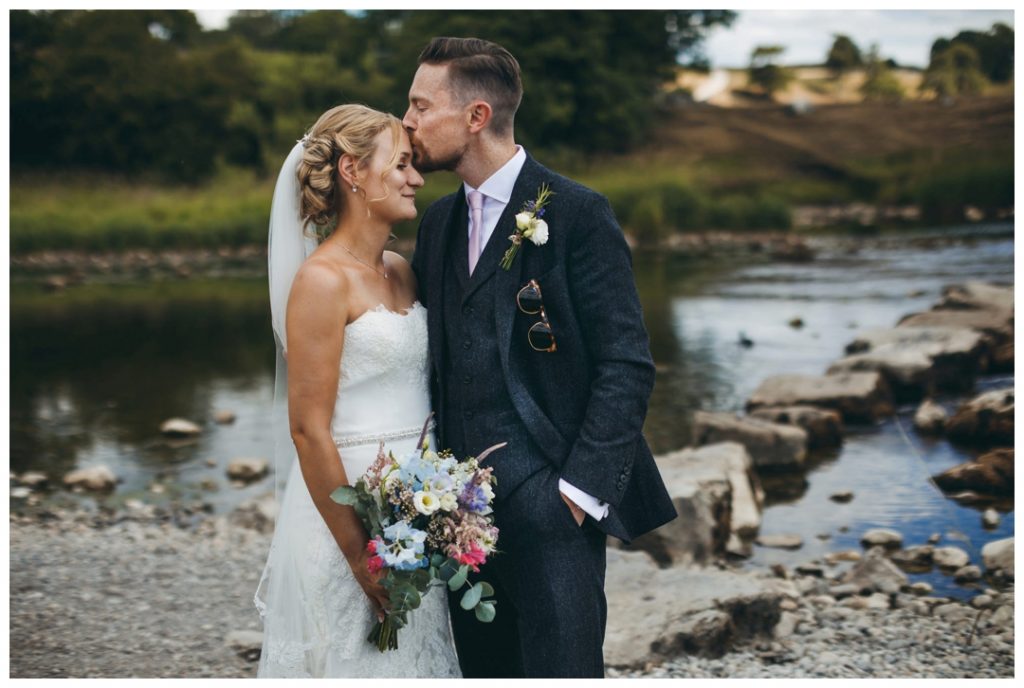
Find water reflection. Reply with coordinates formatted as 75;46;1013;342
9;226;1014;599
10;281;275;492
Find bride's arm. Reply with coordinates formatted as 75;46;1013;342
285;260;389;617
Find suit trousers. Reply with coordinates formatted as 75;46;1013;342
447;465;608;678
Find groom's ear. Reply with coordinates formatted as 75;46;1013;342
466;99;493;134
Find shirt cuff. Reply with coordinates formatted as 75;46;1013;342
558;479;609;521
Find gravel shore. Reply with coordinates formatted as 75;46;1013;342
10;509;268;678
9;507;1014;678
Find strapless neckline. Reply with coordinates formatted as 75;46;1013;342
346;300;424;330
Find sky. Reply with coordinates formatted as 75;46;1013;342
193;8;1014;70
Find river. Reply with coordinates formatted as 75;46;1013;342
9;223;1013;600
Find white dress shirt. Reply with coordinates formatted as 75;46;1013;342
462;146;609;523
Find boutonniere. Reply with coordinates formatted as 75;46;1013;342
500;183;554;270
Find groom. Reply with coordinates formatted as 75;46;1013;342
406;37;676;678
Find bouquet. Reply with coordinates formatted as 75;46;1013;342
330;415;504;652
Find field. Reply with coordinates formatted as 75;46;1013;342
9;94;1013;253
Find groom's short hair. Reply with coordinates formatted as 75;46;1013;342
418;37;523;136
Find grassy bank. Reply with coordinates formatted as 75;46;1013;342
9;96;1013;254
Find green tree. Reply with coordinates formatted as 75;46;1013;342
922;42;988;99
825;34;862;77
365;10;735;154
748;45;792;99
932;22;1013;84
10;9;736;178
860;44;903;102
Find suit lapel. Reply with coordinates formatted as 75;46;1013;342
495;156;544;371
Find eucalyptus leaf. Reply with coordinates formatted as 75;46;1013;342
390;583;421;611
474;600;496;623
330;485;358;505
479;581;495;598
447;564;469;591
437;558;460;582
411;568;431;590
460;582;483;610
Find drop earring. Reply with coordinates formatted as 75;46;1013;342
351;184;357;193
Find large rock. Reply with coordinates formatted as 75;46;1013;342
931;448;1013;496
946;388;1014;446
899;308;1012;337
692;411;807;471
628;443;763;565
748;406;843;449
226;458;270;482
913;399;948;435
747;372;894;423
935;281;1013;313
62;465;118;491
160;418;202;437
829;327;986;399
981;537;1014;577
840;545;908;594
603;549;795;667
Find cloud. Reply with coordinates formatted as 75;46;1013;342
703;10;1014;68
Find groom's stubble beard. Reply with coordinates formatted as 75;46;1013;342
411;139;468;175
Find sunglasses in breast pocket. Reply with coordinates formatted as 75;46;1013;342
516;279;557;353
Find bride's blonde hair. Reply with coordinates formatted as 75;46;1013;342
297;104;403;230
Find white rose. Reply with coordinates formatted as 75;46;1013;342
413;490;440;515
515;211;533;231
439;492;459;512
527;219;548;246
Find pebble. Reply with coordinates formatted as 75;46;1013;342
860;528;903;548
933;546;970;569
10;506;1015;679
10;508;266;677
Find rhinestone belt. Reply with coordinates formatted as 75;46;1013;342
333;421;434;449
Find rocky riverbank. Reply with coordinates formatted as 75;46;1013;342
8;503;1013;678
10;232;816;287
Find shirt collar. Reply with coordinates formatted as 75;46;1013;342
463;145;527;206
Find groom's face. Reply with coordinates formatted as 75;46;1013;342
403;63;469;173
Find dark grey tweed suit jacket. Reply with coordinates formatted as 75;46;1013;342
411;152;676;542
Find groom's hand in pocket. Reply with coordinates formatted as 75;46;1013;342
559;491;586;526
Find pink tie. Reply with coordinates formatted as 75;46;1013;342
467;190;484;275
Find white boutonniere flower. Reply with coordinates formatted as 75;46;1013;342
501;183;554;270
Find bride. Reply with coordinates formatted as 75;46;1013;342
254;104;461;678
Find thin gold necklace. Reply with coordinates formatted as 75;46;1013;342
340;243;389;279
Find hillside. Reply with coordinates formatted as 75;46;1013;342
673;66;935;107
612;94;1013;209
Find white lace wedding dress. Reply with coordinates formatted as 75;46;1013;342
253;302;462;678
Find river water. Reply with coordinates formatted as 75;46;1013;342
9;224;1014;599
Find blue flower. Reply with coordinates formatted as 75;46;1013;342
459;483;488;513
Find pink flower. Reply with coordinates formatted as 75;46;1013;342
367;555;385;574
456;542;487;572
366;539;378;554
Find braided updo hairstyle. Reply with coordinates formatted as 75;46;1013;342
297;104;403;230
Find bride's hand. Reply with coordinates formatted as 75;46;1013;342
347;547;390;622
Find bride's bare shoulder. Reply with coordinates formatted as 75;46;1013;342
289;255;349;304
